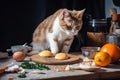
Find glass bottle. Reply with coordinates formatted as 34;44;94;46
106;14;120;47
111;14;120;34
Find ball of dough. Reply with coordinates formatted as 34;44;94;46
55;53;69;60
39;50;53;57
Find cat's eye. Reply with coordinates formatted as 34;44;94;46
76;26;80;30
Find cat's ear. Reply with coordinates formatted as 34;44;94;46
60;9;70;20
77;9;85;20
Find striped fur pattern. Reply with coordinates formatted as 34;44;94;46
32;8;85;54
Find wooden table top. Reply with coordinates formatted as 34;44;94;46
1;53;120;80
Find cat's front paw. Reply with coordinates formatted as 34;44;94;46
51;49;59;55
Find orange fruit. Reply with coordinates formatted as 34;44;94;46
100;43;120;63
94;51;111;67
13;51;26;62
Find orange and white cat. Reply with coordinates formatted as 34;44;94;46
32;8;85;54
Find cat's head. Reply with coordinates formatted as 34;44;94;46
59;9;85;36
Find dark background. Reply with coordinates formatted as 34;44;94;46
0;0;105;52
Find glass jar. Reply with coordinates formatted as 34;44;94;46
106;34;120;47
86;19;108;47
88;19;108;33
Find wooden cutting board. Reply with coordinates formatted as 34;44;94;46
30;54;81;65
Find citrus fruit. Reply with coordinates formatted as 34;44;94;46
100;43;120;63
94;51;111;67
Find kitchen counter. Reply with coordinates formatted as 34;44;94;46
1;53;120;80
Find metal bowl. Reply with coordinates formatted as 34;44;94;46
6;43;32;54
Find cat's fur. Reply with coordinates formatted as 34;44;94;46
32;8;85;54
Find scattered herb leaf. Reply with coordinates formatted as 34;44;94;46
18;73;26;78
20;62;50;70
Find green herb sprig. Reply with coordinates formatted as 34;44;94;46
18;73;26;78
20;62;50;70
